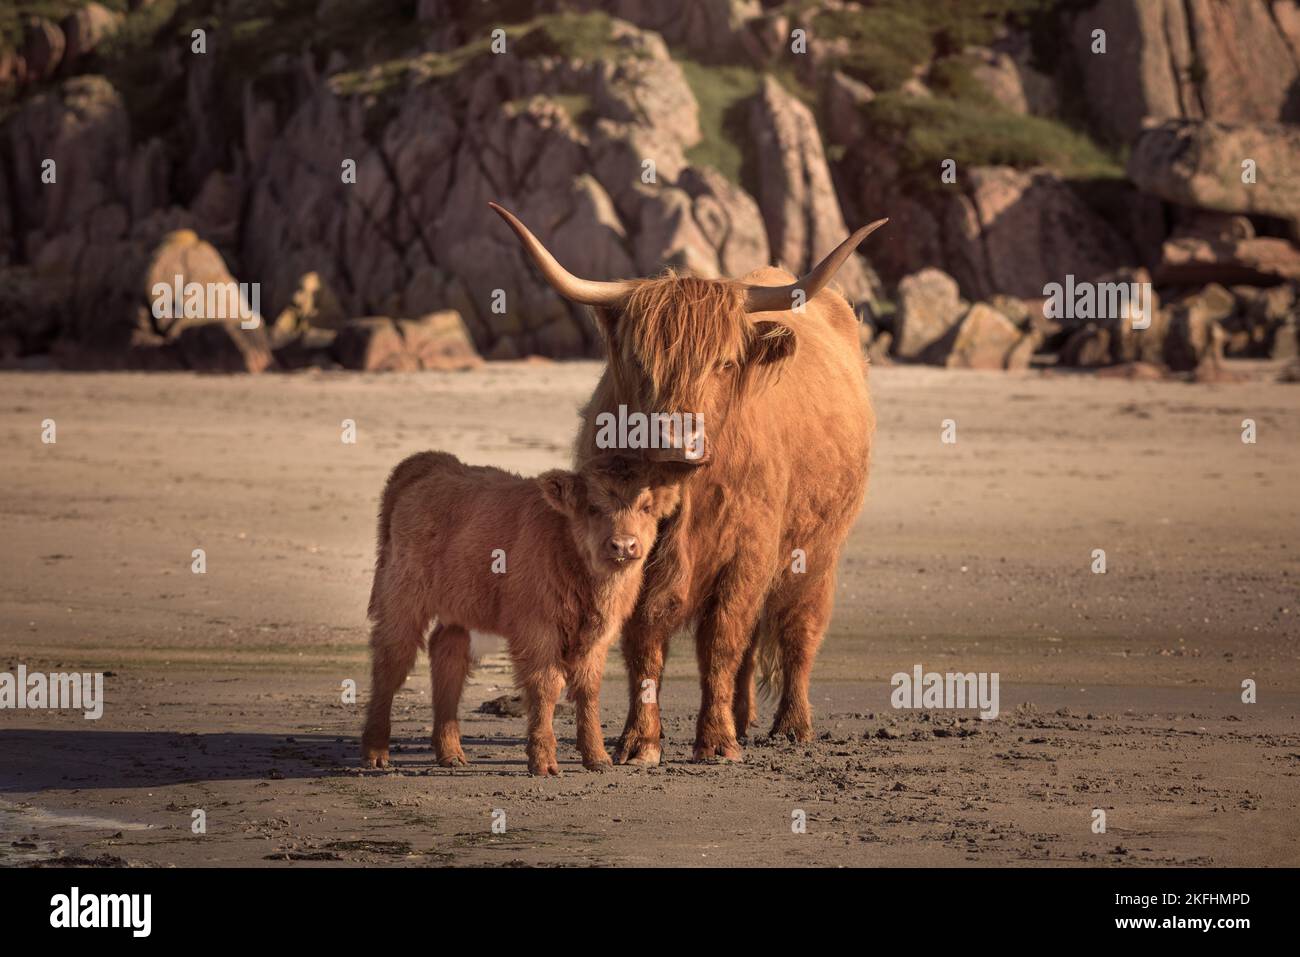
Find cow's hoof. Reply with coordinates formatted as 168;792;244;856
614;739;662;766
361;748;390;769
436;751;468;768
768;721;812;743
528;760;560;777
691;739;743;763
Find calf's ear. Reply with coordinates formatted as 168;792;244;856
747;320;796;367
538;470;584;515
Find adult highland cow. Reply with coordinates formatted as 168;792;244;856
491;202;884;764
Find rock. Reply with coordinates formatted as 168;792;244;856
961;46;1029;114
935;302;1021;370
22;17;65;83
1184;0;1300;124
273;272;347;339
749;76;879;304
1004;329;1042;371
824;70;874;146
578;0;761;59
146;230;259;336
987;294;1033;330
1270;320;1298;360
678;166;770;278
331;318;416;372
273;327;338;371
1129;121;1300;232
893;268;967;361
1073;0;1300;142
1060;324;1113;368
943;167;1133;300
1154;235;1300;286
867;330;893;366
632;185;718;277
60;3;124;65
171;320;273;373
1164;289;1230;372
991;31;1057;116
396;311;481;370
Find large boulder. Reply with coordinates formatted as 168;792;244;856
943;167;1134;300
145;229;262;336
893;268;967;361
171;320;274;374
932;302;1022;370
397;311;481;370
1072;0;1300;142
749;76;879;305
1129;120;1300;234
1155;234;1300;286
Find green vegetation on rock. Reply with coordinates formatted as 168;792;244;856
865;91;1123;187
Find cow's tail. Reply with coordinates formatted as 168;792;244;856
754;610;780;701
368;451;452;618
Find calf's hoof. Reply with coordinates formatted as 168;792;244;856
436;751;468;768
361;746;390;769
528;758;560;777
582;753;614;772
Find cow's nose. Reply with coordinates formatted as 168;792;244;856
607;536;641;561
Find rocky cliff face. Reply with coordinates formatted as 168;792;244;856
1;0;1298;377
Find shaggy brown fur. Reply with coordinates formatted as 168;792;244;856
361;451;684;775
578;265;874;764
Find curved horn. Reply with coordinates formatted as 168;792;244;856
488;202;634;307
743;218;889;313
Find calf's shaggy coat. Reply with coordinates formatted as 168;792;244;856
361;451;682;775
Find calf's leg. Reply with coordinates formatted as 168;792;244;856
428;623;471;766
568;646;613;770
361;604;426;768
522;665;565;776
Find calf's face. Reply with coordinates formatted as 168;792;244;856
539;457;684;576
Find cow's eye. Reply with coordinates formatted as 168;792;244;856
587;504;601;517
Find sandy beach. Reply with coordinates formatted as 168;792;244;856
1;362;1297;866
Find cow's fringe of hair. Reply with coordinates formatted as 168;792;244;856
615;272;750;405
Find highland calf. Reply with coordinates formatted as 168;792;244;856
361;451;683;775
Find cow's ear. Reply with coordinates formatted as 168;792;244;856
538;470;583;515
747;320;796;367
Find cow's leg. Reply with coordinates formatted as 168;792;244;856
767;570;835;742
522;665;564;776
568;646;613;771
732;630;759;739
613;610;674;766
361;606;425;768
428;623;471;767
693;567;768;762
